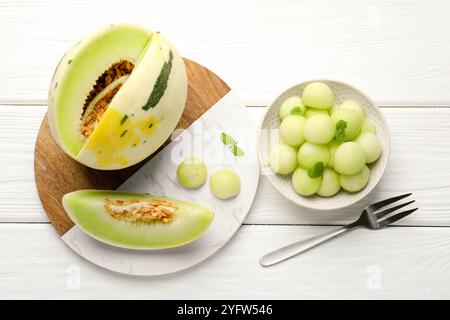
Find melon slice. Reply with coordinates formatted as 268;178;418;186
48;24;187;169
63;190;214;250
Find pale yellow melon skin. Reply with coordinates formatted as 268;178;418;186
48;24;187;170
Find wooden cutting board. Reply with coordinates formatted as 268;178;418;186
34;58;230;236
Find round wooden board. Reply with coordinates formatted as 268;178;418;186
35;58;230;236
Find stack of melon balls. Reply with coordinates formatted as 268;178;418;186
270;82;382;197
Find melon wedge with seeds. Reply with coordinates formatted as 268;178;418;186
63;190;214;250
48;24;187;169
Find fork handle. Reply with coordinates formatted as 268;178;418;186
260;222;359;267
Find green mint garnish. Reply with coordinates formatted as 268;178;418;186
221;132;245;156
231;144;245;157
120;115;128;125
335;120;348;144
290;106;304;115
308;162;324;178
120;130;128;138
221;132;236;145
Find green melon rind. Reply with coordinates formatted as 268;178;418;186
75;32;188;169
48;24;153;158
48;24;188;170
62;190;214;250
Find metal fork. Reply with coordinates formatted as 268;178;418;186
260;193;418;267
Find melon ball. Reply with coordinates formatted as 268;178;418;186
279;115;306;147
302;82;334;110
331;108;363;141
279;96;305;120
317;168;341;197
305;108;329;119
304;114;335;144
334;142;366;175
297;142;330;169
176;157;207;189
340;99;364;118
361;118;376;134
328;140;339;167
339;165;370;193
291;167;322;196
355;132;382;163
210;168;241;199
329;103;340;115
270;143;298;174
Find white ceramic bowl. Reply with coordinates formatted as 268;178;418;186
257;80;390;210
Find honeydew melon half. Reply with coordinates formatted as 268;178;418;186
62;190;214;250
48;24;188;169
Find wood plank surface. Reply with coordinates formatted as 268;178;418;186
1;0;450;299
0;224;449;299
0;0;450;105
1;106;449;226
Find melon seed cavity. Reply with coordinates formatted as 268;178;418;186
80;60;134;137
104;198;177;223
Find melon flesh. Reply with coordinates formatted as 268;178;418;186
63;190;214;250
48;24;187;170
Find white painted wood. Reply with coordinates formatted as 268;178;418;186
0;105;449;226
0;105;47;221
1;0;450;105
0;224;449;299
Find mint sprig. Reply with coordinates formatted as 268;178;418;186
231;144;245;157
335;120;347;144
308;162;324;178
221;132;245;157
290;106;304;115
221;132;236;145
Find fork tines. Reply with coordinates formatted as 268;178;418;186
369;193;412;212
379;207;418;227
369;193;418;226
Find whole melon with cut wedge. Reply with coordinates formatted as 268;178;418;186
62;190;214;250
48;24;187;169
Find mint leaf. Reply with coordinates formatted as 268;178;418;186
231;144;245;157
221;132;236;145
335;120;347;144
307;162;324;178
290;106;304;115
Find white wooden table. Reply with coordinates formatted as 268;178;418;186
1;0;450;299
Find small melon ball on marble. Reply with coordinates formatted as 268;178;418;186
361;118;376;134
339;165;370;193
279;96;305;120
279;115;306;147
270;143;298;175
209;168;241;199
317;168;341;197
327;140;339;167
297;142;330;169
304;114;335;144
302;82;334;110
340;99;364;118
355;132;382;163
333;141;366;175
291;167;322;196
176;156;207;189
330;108;363;141
305;108;329;119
